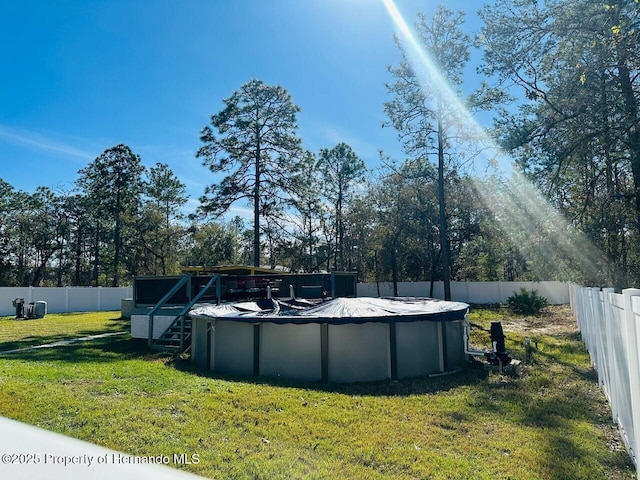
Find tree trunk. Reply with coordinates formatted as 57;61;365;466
56;237;64;287
429;235;439;297
307;208;314;273
599;68;624;288
93;221;100;287
617;61;640;234
338;183;344;271
113;188;122;287
74;225;82;285
437;114;452;301
253;138;261;268
391;245;399;297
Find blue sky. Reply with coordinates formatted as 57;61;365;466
1;0;492;217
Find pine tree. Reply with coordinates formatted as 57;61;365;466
197;79;303;267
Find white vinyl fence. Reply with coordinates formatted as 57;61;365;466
0;281;568;317
0;286;133;316
570;284;640;475
357;280;569;304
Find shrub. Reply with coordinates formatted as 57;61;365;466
507;288;548;315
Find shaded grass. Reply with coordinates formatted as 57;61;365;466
0;307;635;479
0;311;127;352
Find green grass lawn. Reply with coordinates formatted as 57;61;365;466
0;307;635;479
0;311;127;351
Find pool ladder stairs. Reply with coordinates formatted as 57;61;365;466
151;315;192;354
148;273;220;354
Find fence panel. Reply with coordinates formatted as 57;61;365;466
624;291;640;473
68;287;100;313
0;286;132;316
356;281;569;304
534;281;570;305
609;294;629;433
2;281;569;316
0;287;31;316
571;284;639;476
100;287;131;311
397;282;432;297
30;287;66;314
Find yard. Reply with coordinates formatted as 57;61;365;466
0;307;635;479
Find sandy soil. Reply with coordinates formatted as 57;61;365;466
499;304;578;337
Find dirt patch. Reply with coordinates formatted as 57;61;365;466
499;304;578;337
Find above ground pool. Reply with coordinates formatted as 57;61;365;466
189;297;469;383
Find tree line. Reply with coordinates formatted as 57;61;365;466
1;1;638;290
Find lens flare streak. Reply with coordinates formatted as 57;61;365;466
382;0;611;284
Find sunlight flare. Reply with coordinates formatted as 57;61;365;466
382;0;611;284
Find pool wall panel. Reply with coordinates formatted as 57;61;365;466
260;323;322;381
445;321;466;370
328;323;389;383
213;320;254;376
192;319;209;369
396;321;441;378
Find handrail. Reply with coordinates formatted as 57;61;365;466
148;275;191;346
175;274;220;351
150;274;221;351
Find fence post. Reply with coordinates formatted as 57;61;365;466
568;283;574;314
590;287;603;387
97;286;102;311
570;283;579;321
622;288;640;472
571;284;579;326
579;287;592;360
65;286;70;313
588;288;597;366
602;288;617;423
586;287;596;364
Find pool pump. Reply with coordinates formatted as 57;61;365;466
485;322;512;366
11;298;46;319
12;298;24;319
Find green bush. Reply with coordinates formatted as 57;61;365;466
507;288;548;315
